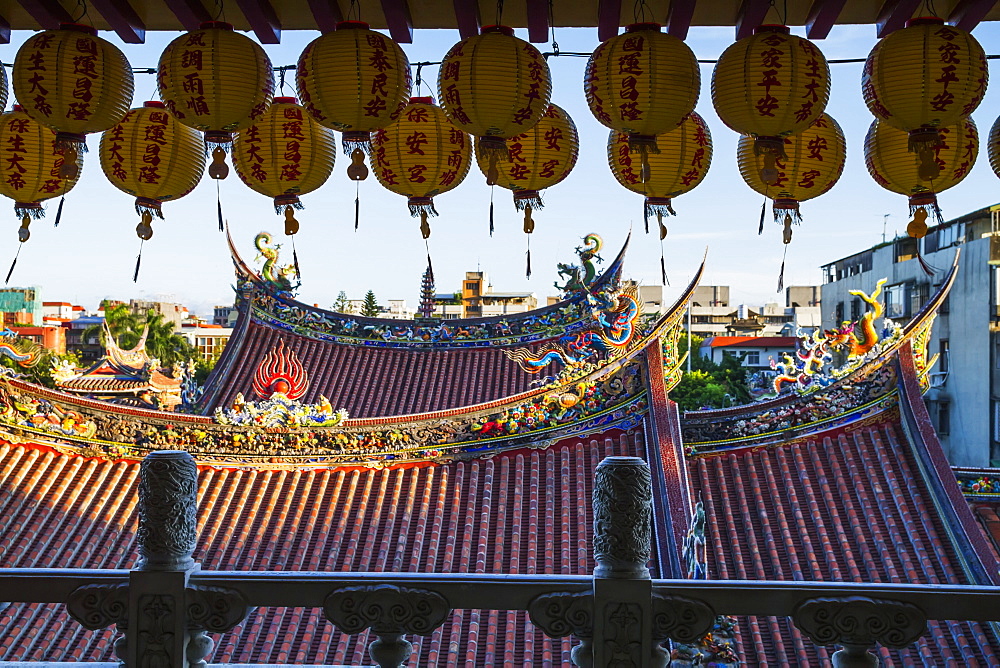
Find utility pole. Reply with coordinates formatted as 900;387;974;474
687;302;692;372
883;213;891;243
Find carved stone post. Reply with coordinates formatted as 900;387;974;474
591;456;659;667
129;451;199;668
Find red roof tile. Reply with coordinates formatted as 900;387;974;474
705;336;798;348
0;428;645;664
687;413;1000;665
201;320;549;417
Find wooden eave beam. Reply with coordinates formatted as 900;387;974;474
15;0;71;29
597;0;622;41
234;0;281;43
666;0;696;40
875;0;922;37
452;0;480;38
526;0;549;42
380;0;413;43
735;0;771;39
947;0;998;32
306;0;343;34
164;0;211;31
88;0;146;43
805;0;847;39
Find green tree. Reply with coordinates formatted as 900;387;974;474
671;332;752;412
361;290;380;317
332;291;352;313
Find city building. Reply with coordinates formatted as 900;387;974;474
821;203;1000;467
41;301;87;321
640;283;821;337
181;324;234;362
62;315;106;361
0;286;42;327
699;335;798;369
9;324;67;354
127;299;188;331
213;304;239;327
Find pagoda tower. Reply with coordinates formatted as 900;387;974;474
419;255;435;319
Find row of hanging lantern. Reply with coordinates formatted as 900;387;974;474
1;16;998;275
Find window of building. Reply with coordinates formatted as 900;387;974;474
910;283;929;315
884;283;907;319
937;401;950;435
939;339;949;373
745;351;760;365
895;237;918;263
465;282;479;294
835;301;845;324
850;298;861;322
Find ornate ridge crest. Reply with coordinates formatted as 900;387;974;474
252;339;309;401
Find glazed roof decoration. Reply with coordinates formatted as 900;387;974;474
252;338;309;400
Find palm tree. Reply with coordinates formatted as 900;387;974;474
83;302;195;366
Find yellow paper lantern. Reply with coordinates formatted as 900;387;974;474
607;111;712;224
99;101;206;240
475;104;578;233
0;107;82;242
11;23;133;175
712;25;830;172
738;113;846;224
438;26;551;180
371;97;471;238
233;97;337;236
157;21;274;179
865;117;978;228
296;21;410;157
585;23;699;156
863;16;987;165
989;115;1000;180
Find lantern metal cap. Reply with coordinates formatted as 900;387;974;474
481;25;515;36
59;23;98;35
773;198;800;209
336;20;371;30
11;104;21;112
753;24;790;34
905;16;945;27
199;21;235;31
409;96;435;104
274;96;298;104
143;101;166;108
625;22;662;32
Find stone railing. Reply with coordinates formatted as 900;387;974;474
2;452;1000;667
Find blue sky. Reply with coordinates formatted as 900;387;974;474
4;20;1000;318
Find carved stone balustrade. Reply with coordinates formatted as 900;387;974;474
1;452;1000;668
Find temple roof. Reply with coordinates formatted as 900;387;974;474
197;231;638;417
0;429;648;664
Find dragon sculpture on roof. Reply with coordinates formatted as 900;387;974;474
761;278;902;398
506;234;641;377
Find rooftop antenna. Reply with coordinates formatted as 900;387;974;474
882;213;891;244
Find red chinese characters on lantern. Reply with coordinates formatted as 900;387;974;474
440;127;465;187
243;125;267;182
364;32;393;119
67;37;98;122
755;33;785;118
929;26;971;114
372;129;398;185
281;106;304;183
616;136;638;184
512;52;545;125
796;41;824;123
4;120;29;191
138;112;169;184
584;44;612;126
106;123;127;181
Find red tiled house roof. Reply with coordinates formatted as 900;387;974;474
682;340;1000;665
0;429;650;665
